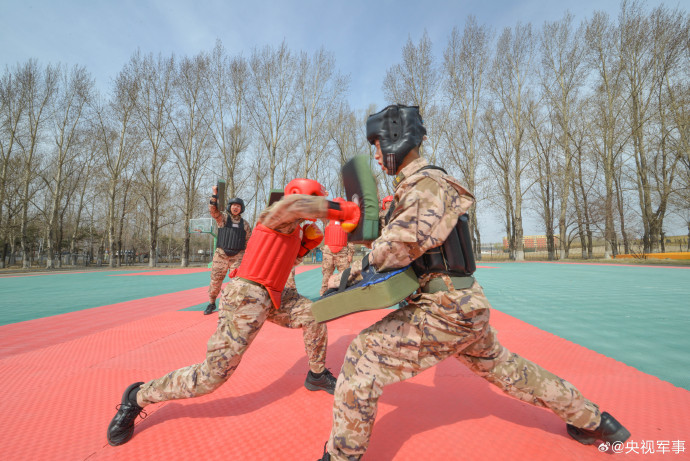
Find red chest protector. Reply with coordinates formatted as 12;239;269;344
324;221;348;253
236;223;301;309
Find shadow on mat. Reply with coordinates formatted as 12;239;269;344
131;334;569;459
366;359;568;460
133;335;355;433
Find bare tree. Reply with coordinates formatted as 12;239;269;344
128;51;175;267
326;102;367;197
487;24;536;260
619;1;685;252
92;66;141;268
208;41;251;197
527;100;558;260
295;48;348;177
43;65;93;268
383;30;438;118
584;10;629;257
66;138;98;265
16;61;58;268
246;41;296;190
0;66;28;267
539;12;588;259
482;105;518;257
442;18;493;257
169;53;214;267
570;102;599;259
383;30;444;162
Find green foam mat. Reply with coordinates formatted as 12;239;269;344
476;262;690;390
0;270;210;325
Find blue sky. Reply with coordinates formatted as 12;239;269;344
1;0;676;110
1;0;683;241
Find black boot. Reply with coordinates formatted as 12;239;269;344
567;412;630;446
316;442;331;460
305;369;337;394
204;301;216;315
107;382;146;446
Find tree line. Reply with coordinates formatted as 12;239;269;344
1;1;688;268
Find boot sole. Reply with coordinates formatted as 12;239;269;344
602;425;631;445
304;382;335;395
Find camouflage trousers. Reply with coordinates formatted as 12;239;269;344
137;278;328;407
326;281;601;460
208;247;244;303
320;247;351;295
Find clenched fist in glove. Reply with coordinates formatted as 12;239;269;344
326;200;360;232
298;223;324;257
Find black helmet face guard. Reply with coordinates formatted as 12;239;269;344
366;104;426;175
226;197;245;214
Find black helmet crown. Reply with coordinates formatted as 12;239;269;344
366;104;426;175
226;197;245;214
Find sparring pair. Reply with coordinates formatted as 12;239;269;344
107;179;360;447
205;193;251;315
316;105;631;460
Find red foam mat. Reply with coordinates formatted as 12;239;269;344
1;302;688;460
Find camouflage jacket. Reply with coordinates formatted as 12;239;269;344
331;157;474;287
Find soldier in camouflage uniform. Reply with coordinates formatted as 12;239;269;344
317;105;630;460
320;200;355;295
205;189;252;315
107;179;361;447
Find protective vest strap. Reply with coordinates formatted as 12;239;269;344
236;223;301;308
324;221;348;253
412;213;476;277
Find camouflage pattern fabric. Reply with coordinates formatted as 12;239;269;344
320;243;354;295
208;199;252;303
208;248;243;303
136;194;332;408
138;277;328;405
325;157;601;460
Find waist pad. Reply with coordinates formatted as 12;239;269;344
311;264;419;323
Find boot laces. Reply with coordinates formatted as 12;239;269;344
115;403;147;426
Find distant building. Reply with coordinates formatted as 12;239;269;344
503;235;559;251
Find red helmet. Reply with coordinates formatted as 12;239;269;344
284;178;327;197
381;195;394;210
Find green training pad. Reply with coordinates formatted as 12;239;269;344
217;179;226;211
342;155;379;243
268;188;284;206
311;266;419;323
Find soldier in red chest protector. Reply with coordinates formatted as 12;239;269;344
107;178;360;447
320;197;355;295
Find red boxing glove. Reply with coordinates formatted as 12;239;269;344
326;200;360;232
298;223;324;257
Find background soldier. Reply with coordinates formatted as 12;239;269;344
320;197;355;296
107;178;360;447
317;105;630;460
205;191;252;315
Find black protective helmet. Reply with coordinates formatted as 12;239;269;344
366;104;426;175
226;197;245;214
